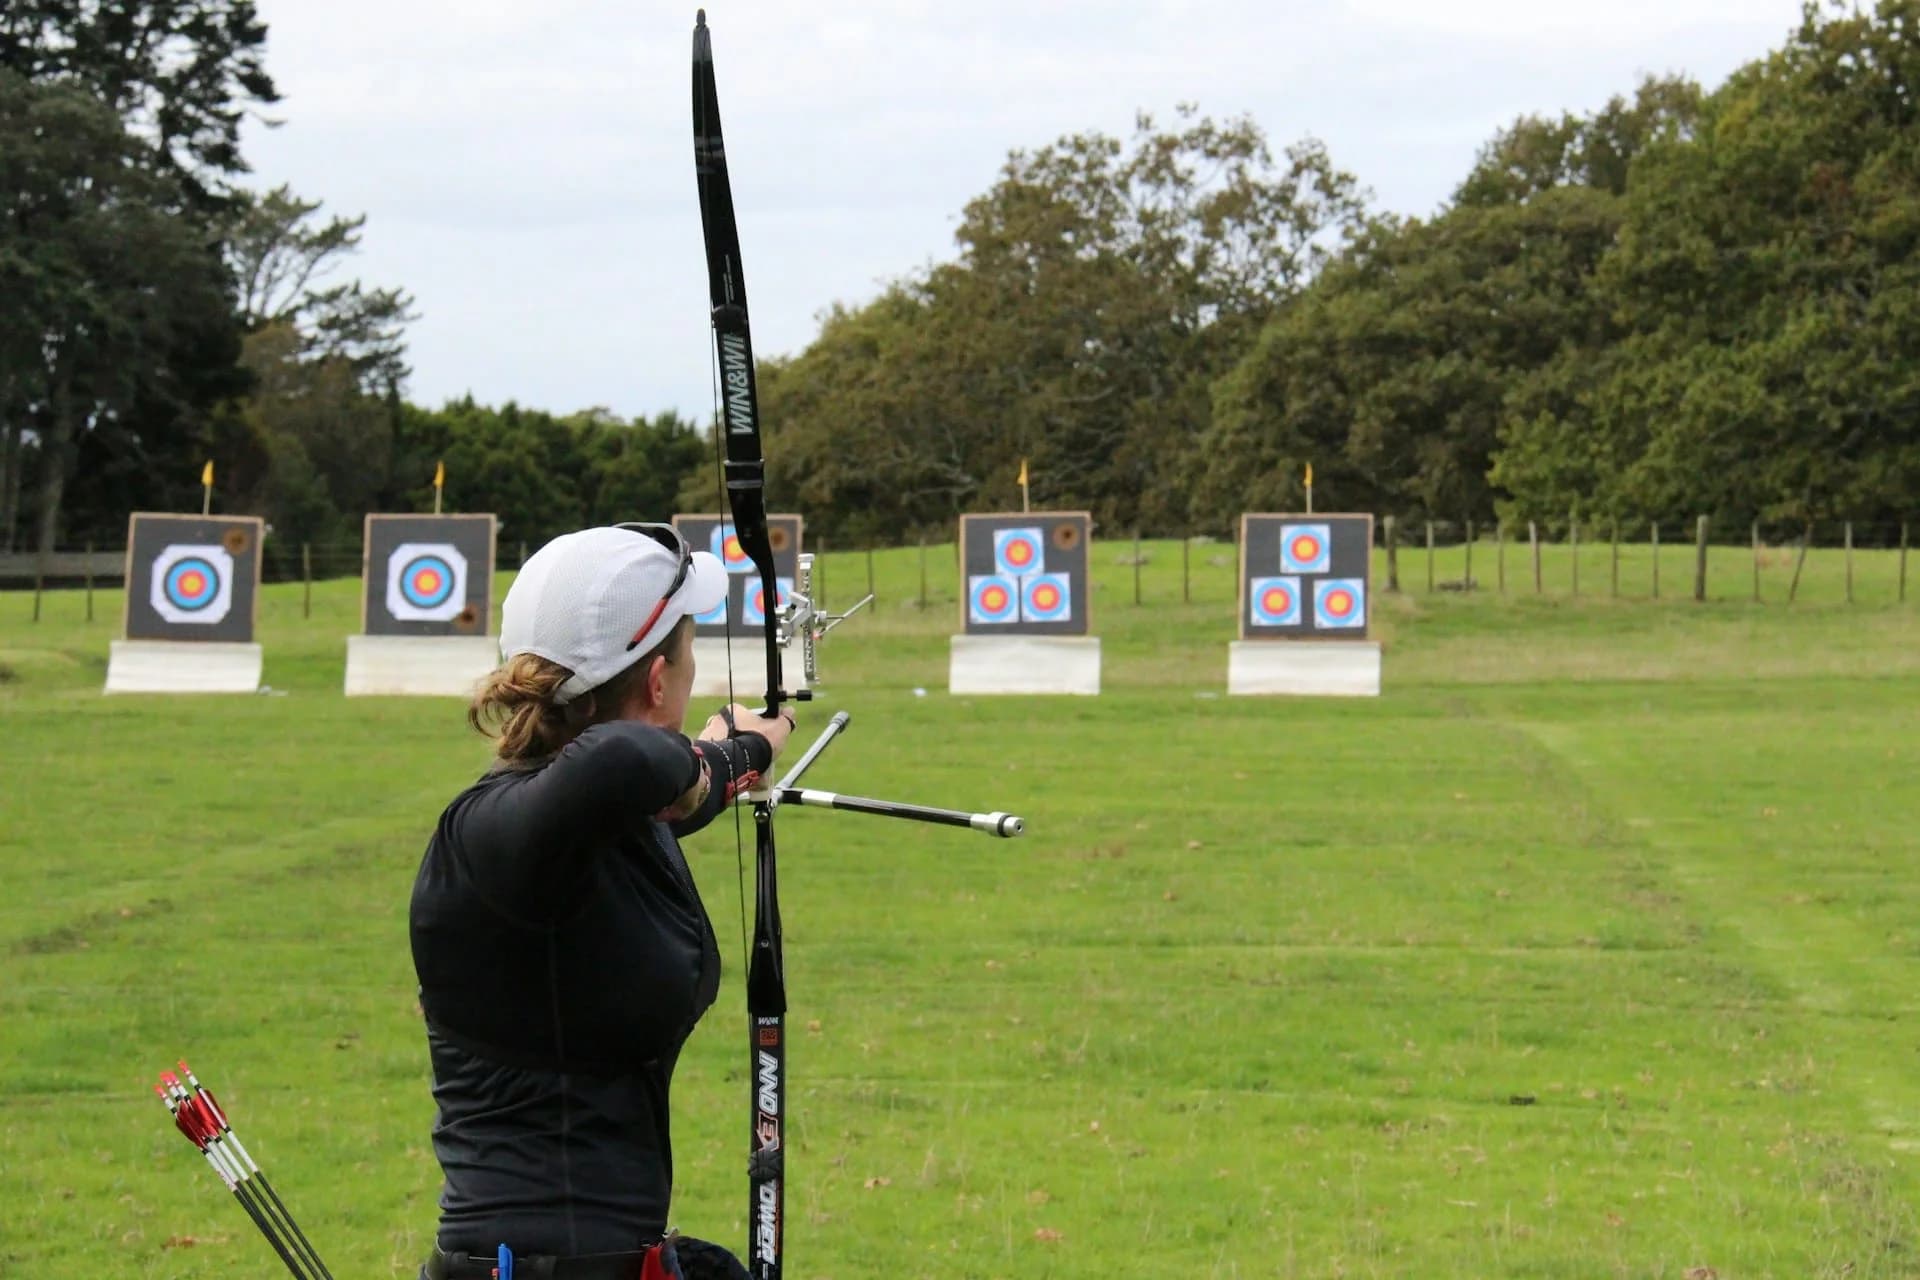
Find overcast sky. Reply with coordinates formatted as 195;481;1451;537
239;1;1809;424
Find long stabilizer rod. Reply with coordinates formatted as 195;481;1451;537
772;788;1024;838
742;710;1024;837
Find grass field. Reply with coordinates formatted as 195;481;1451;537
2;540;1917;1278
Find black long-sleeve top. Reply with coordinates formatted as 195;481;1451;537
408;720;773;1256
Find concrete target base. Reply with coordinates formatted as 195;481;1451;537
104;641;263;694
1227;641;1381;697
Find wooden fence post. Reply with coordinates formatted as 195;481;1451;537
1464;520;1474;591
1569;510;1579;597
302;543;313;619
1610;520;1620;598
1132;531;1143;606
1902;523;1910;604
1788;522;1811;604
1497;521;1506;594
1844;521;1854;603
518;541;528;567
1529;521;1541;594
84;541;95;622
918;534;928;610
1752;522;1761;603
865;545;876;601
1182;534;1190;604
1651;522;1661;599
1426;521;1435;593
1385;516;1399;592
1693;515;1709;603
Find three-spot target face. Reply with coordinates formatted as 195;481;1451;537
150;544;235;625
711;523;754;574
1280;523;1332;575
1248;576;1302;627
386;542;469;623
969;575;1019;625
994;527;1045;578
741;577;793;627
1019;573;1072;623
1313;578;1365;629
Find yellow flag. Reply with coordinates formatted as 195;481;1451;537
1304;462;1313;488
201;461;214;487
1017;457;1028;487
434;459;446;489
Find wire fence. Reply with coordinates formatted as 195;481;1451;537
2;515;1913;621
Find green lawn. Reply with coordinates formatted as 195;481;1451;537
2;541;1916;1278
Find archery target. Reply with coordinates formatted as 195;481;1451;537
969;575;1019;625
742;577;793;627
150;544;234;625
711;522;754;574
1249;576;1302;627
1280;523;1332;574
994;527;1046;578
694;594;730;626
1020;573;1072;623
1314;578;1366;629
385;542;469;623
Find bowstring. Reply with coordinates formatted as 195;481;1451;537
703;193;751;985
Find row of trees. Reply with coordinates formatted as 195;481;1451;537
753;0;1920;539
5;2;1915;555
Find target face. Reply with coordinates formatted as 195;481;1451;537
711;523;754;574
386;542;469;623
969;575;1019;625
1020;573;1072;623
694;594;730;626
1313;578;1366;629
150;544;234;625
741;577;793;627
1249;576;1302;627
994;527;1046;578
1280;524;1332;574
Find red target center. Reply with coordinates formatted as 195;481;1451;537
1262;587;1292;613
178;571;206;595
412;569;442;593
1007;541;1035;567
1291;536;1321;562
723;535;745;562
1032;584;1059;609
982;586;1009;610
1326;589;1354;616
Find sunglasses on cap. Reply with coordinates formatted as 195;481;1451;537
613;522;693;652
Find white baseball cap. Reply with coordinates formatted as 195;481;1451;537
500;524;729;704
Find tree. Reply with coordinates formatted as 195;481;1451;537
1496;1;1920;528
0;0;277;202
743;108;1368;536
0;70;241;552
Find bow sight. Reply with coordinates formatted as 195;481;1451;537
778;551;872;694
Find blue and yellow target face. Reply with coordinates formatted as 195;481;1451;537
386;542;468;623
1019;572;1072;623
150;544;234;625
1248;576;1302;627
993;527;1045;578
1280;523;1332;575
1313;578;1365;628
741;577;793;627
711;522;754;574
968;575;1019;625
